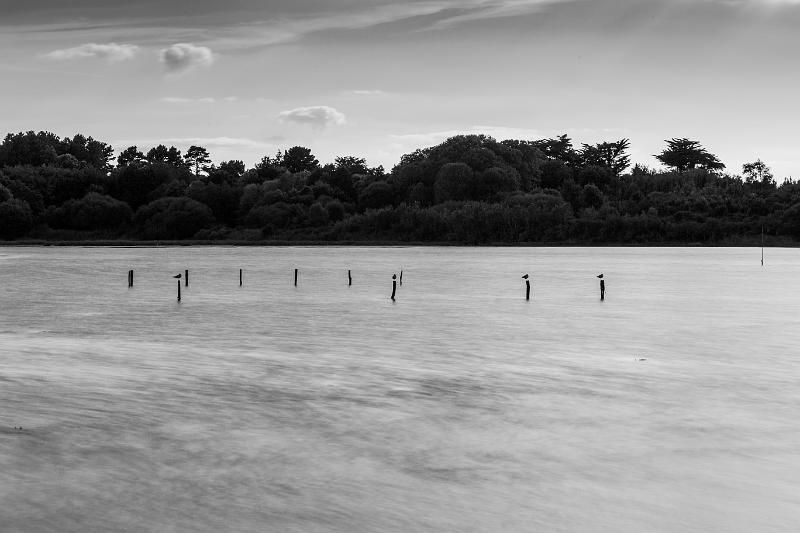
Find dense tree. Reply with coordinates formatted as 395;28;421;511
218;160;245;177
655;138;725;173
358;181;394;210
146;145;185;167
184;145;212;176
434;162;474;202
742;159;775;186
134;197;215;239
0;199;34;239
539;160;572;189
47;192;132;231
580;139;631;176
281;146;318;173
117;146;146;167
2;128;799;245
0;131;59;167
532;134;579;166
59;134;114;172
0;131;113;170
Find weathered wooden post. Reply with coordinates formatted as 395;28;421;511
239;269;243;287
391;274;397;301
522;274;530;301
348;269;352;286
174;273;182;301
399;270;403;286
130;270;133;287
184;269;189;287
598;273;605;300
294;268;298;286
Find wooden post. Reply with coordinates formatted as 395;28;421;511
239;269;243;287
522;274;530;300
399;270;403;286
391;274;397;301
348;269;352;286
130;270;133;287
184;269;189;287
294;268;298;286
597;274;605;301
177;280;181;301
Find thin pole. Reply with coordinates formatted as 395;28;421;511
348;269;352;286
239;268;243;286
391;274;397;301
185;269;189;287
177;280;181;301
399;270;403;286
294;268;298;286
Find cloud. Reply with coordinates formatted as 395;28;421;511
389;125;545;146
42;42;139;62
351;89;387;96
277;106;346;128
159;43;214;73
114;136;274;151
161;96;216;104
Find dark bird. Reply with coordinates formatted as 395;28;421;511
597;273;604;278
173;274;182;278
522;274;529;279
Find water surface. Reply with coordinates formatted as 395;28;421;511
1;246;798;532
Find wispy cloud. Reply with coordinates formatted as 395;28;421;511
159;43;214;73
389;125;545;147
277;106;346;128
161;96;216;104
113;136;274;151
351;89;387;96
42;42;139;62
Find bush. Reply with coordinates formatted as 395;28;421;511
47;192;132;230
0;199;34;239
358;181;394;210
134;197;215;239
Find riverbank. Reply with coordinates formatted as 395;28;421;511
0;235;795;247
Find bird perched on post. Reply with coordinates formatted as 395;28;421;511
522;274;529;279
597;273;603;278
173;274;182;278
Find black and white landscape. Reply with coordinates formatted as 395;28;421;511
2;2;800;532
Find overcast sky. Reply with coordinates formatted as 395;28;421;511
1;0;798;178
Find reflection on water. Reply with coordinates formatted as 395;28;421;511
1;246;800;532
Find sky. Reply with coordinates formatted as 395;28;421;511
1;0;798;178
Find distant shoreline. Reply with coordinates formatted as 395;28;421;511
0;238;793;248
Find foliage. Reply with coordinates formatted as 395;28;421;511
134;197;215;239
655;138;725;173
47;192;132;230
279;147;318;173
184;145;212;176
0;199;34;239
0;129;797;245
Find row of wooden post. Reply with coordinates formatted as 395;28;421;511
131;268;604;302
523;273;605;301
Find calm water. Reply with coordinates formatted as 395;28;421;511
1;246;799;532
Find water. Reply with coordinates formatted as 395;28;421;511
1;246;799;532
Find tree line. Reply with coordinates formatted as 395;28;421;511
1;130;798;244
